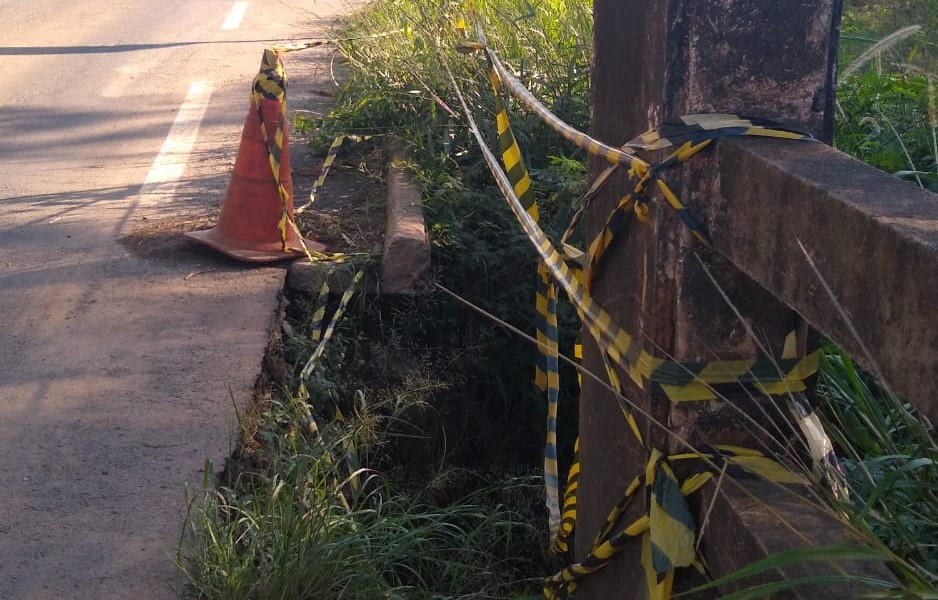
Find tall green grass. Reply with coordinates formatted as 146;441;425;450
817;347;938;582
178;390;544;599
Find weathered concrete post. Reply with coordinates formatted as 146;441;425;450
577;1;843;595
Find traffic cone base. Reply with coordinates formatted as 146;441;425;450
185;227;325;263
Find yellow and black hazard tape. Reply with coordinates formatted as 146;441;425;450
543;452;699;599
483;40;713;248
471;26;717;263
251;48;297;255
456;64;697;587
487;54;538;220
487;51;562;540
534;267;551;391
481;42;818;255
544;475;645;600
475;49;820;404
484;43;816;163
464;46;823;400
453;22;840;598
275;39;334;53
290;267;368;508
449;33;834;599
296;134;374;216
299;269;365;381
308;270;333;344
537;265;562;539
552;436;579;554
483;41;636;425
543;446;803;600
250;49;298;256
273;30;405;53
480;34;711;254
550;348;583;555
583;138;715;285
551;347;640;557
296;135;345;215
253;48;287;102
629;113;813;151
478;38;649;172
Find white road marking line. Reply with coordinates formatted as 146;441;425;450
222;1;248;30
138;81;213;199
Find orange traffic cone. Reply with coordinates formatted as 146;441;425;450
187;49;325;262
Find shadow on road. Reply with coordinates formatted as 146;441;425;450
0;39;322;55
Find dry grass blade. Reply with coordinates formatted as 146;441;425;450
839;25;922;83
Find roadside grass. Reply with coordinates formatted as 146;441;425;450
177;283;554;598
178;388;543;599
817;346;938;582
177;0;938;597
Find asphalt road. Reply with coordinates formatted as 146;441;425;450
0;1;351;597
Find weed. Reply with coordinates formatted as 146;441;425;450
817;345;938;583
179;379;545;598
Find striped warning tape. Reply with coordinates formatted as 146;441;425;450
465;61;823;574
483;43;816;164
487;53;561;542
544;446;802;599
252;48;287;102
550;344;582;555
431;279;821;600
478;49;819;414
481;45;637;410
451;35;832;599
460;63;693;590
477;50;820;404
481;43;817;252
581;141;719;281
250;48;301;254
552;436;579;554
299;269;365;381
630;114;813;151
538;266;562;539
296;135;346;215
476;37;649;172
308;269;333;343
779;336;849;499
544;475;646;599
295;134;374;216
290;266;367;509
488;58;538;220
648;450;698;580
275;39;333;53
